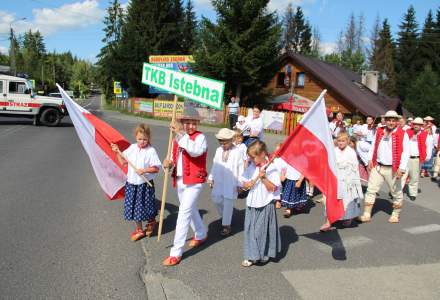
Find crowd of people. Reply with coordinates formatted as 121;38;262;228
110;104;439;268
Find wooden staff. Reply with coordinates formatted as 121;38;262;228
120;153;153;187
157;94;179;241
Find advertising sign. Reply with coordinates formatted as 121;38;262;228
148;55;193;94
153;100;184;118
247;109;285;131
142;63;225;110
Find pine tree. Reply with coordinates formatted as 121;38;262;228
368;14;381;68
310;26;321;58
395;5;419;101
405;66;440;121
292;7;306;51
435;7;440;73
416;10;438;73
282;3;295;52
300;21;312;55
118;0;185;96
375;19;397;96
193;0;281;102
181;0;197;53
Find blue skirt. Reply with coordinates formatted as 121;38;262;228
124;181;157;222
281;179;307;209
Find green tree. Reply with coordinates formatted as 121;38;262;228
181;0;197;53
368;14;381;68
396;5;419;101
282;5;312;54
118;0;185;96
193;0;281;102
416;10;438;73
405;66;440;121
374;19;397;96
435;7;440;73
0;52;8;65
310;26;321;58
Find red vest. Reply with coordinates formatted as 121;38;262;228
372;127;405;172
406;129;428;162
172;131;207;187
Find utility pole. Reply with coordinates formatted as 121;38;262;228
9;27;16;76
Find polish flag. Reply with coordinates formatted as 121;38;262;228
275;90;344;223
57;84;129;200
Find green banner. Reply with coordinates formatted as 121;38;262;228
141;63;225;110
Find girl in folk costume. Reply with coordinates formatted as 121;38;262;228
402;117;433;200
240;141;281;267
207;128;244;236
111;124;161;241
162;106;208;266
233;130;248;165
420;116;437;177
359;111;410;224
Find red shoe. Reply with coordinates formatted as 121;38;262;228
188;236;207;248
130;228;146;241
162;256;182;266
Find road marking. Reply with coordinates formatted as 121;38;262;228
282;263;440;300
83;101;94;108
403;224;440;235
0;126;26;138
314;235;373;252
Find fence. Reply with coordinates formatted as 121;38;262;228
112;98;302;135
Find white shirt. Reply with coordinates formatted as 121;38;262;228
228;102;240;115
368;128;410;170
236;142;248;161
123;144;162;185
273;157;301;180
175;133;208;177
240;162;280;208
356;140;371;166
236;120;251;137
208;145;244;199
247;116;264;141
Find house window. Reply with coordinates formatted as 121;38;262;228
276;72;286;87
9;81;27;94
296;72;305;88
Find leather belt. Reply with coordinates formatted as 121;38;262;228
410;156;419;159
378;162;392;167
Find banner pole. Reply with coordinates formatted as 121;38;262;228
157;94;179;241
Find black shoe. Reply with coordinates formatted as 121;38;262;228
409;196;416;201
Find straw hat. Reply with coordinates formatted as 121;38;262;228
407;117;414;121
412;117;424;125
424;116;434;121
178;104;201;121
381;110;401;119
215;128;235;140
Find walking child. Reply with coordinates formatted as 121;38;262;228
240;141;281;267
111;123;161;241
208;128;244;236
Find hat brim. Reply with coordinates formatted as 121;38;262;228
412;121;424;125
178;115;201;121
381;114;401;119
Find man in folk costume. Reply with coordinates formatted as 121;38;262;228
162;105;208;266
401;118;433;201
421;116;437;178
359;111;410;223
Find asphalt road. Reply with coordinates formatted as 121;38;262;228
1;96;440;299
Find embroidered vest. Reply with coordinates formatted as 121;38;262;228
172;131;207;187
406;129;428;163
372;127;405;172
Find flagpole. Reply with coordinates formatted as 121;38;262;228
157;94;179;241
120;153;153;187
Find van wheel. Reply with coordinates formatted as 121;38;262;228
40;108;62;127
33;115;41;126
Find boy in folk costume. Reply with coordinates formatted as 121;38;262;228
401;117;433;201
207;128;244;236
359;111;410;224
162;106;208;266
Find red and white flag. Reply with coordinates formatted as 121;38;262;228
275;90;344;223
57;84;129;200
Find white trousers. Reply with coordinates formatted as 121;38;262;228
365;165;403;205
433;151;440;177
401;158;420;197
212;195;235;226
170;178;207;257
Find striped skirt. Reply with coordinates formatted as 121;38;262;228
124;181;157;222
244;202;281;261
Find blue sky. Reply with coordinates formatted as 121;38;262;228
0;0;438;62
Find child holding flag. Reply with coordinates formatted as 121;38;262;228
240;141;281;267
111;123;161;241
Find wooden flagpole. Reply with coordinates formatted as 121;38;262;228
157;94;179;241
120;153;153;187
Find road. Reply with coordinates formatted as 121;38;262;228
1;95;440;299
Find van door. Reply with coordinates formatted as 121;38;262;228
0;79;6;111
6;80;33;113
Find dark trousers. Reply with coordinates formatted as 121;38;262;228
229;114;238;129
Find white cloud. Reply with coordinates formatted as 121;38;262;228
320;42;337;55
0;45;8;54
0;1;104;38
268;0;315;13
193;0;213;10
32;0;104;35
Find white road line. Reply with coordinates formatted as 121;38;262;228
0;126;26;138
314;235;373;252
403;224;440;235
83;101;94;108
